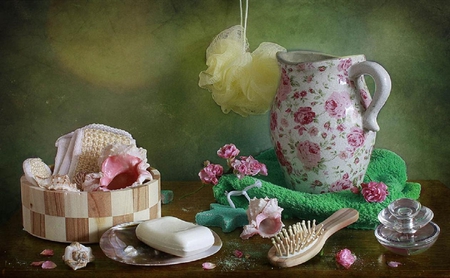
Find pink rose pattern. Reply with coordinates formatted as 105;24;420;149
270;56;376;193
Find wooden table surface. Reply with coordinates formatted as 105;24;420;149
1;180;449;277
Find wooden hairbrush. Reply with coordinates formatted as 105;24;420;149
268;208;359;268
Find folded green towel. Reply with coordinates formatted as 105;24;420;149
212;148;421;230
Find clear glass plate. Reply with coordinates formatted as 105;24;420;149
99;221;222;266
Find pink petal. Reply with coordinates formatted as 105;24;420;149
40;249;54;256
202;262;216;270
336;248;356;269
31;261;44;266
388;261;401;268
233;250;243;258
41;260;57;269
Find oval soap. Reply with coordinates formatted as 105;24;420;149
136;216;215;257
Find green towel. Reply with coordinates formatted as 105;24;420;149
212;148;421;230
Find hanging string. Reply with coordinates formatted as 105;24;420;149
239;0;249;52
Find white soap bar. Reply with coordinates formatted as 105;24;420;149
136;216;215;257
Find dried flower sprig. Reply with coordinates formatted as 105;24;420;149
199;144;267;185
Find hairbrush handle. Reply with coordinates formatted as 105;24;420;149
268;208;359;268
319;208;360;240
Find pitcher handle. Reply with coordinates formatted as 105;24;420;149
349;61;391;132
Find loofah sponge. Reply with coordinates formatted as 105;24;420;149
212;148;421;230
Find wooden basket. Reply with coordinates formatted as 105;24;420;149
20;168;161;243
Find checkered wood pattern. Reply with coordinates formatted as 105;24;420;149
21;169;161;243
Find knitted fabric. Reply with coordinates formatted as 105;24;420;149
212;148;421;230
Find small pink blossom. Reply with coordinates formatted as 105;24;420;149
294;107;316;125
198;163;223;185
217;144;240;159
276;68;291;102
347;127;366;149
329;178;352;192
336;248;356;269
202;262;216;270
325;91;351;119
296;140;321;169
361;181;388;202
337;58;352;74
40;249;54;256
231;156;267;179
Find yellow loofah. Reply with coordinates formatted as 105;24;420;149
199;25;286;117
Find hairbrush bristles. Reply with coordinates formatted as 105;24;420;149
271;220;324;257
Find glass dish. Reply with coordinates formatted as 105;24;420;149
99;221;222;266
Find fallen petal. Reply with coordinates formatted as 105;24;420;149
388;261;401;268
233;249;243;258
31;261;44;266
42;261;57;269
40;249;54;256
202;262;216;270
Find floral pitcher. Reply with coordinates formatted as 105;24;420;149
270;51;391;193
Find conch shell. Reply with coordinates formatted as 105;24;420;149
62;242;94;270
240;197;284;239
90;143;153;191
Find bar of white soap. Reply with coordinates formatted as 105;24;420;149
135;216;215;257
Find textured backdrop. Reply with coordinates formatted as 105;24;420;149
1;0;449;224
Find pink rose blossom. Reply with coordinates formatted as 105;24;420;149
294;107;316;125
276;68;291;102
329;178;353;192
337;58;352;74
336;248;356;269
359;89;371;109
325;91;351;119
308;126;319;136
347;127;366;148
217;144;240;159
275;142;293;174
231;156;268;179
361;181;388;202
198;163;223;185
296;140;321;169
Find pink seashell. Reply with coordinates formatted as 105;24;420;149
99;154;152;191
41;260;57;269
202;262;216;270
40;249;54;256
240;197;284;239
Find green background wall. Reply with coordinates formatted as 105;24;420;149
1;0;449;224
